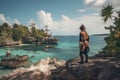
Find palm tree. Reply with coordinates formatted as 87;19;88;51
0;23;13;41
101;5;114;22
101;4;120;57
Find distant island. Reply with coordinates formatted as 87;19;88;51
91;33;109;36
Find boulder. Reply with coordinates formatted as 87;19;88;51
0;57;65;80
1;57;120;80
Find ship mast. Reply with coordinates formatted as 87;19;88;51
29;20;37;37
30;21;36;28
44;25;50;34
44;25;51;38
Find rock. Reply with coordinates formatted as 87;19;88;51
0;57;66;80
0;55;30;68
1;57;120;80
65;57;120;80
6;50;11;57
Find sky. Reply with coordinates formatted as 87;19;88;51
0;0;120;35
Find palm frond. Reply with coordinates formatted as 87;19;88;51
101;5;114;22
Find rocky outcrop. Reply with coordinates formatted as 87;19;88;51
0;57;65;80
0;55;29;68
0;41;21;47
64;57;120;80
1;57;120;80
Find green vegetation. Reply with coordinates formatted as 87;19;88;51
0;23;47;43
0;23;13;42
101;5;120;58
12;24;30;41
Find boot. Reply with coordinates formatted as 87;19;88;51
80;55;84;64
85;54;88;62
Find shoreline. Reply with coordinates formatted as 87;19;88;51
91;33;109;36
0;55;120;80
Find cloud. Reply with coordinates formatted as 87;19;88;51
84;0;120;8
14;19;20;25
36;10;109;35
92;13;99;16
53;15;79;35
37;10;54;27
94;0;106;6
61;15;70;21
0;14;8;23
85;0;94;4
28;19;34;24
78;9;86;12
78;14;110;35
84;0;106;7
54;14;109;35
110;0;120;8
0;14;21;25
36;10;79;35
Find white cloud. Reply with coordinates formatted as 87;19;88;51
85;0;94;4
0;14;21;25
14;19;20;25
54;14;109;35
37;10;54;27
78;9;86;12
53;15;80;35
78;15;110;35
28;19;34;24
61;15;70;21
111;0;120;8
0;14;8;23
84;0;106;7
36;10;110;35
94;0;106;6
84;0;120;8
92;13;99;16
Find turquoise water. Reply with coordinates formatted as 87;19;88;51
0;35;106;77
0;36;106;62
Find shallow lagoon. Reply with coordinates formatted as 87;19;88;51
0;35;106;77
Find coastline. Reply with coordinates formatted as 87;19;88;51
91;33;109;36
0;55;120;80
0;35;106;79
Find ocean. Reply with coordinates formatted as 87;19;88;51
0;35;106;77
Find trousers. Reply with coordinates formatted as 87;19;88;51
80;47;89;62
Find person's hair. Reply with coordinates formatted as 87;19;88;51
80;25;85;30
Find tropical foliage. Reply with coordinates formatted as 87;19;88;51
101;5;120;58
0;23;13;42
0;23;47;43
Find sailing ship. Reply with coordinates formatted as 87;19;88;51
38;25;58;44
28;21;58;44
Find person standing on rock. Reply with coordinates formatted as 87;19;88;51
79;24;89;64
